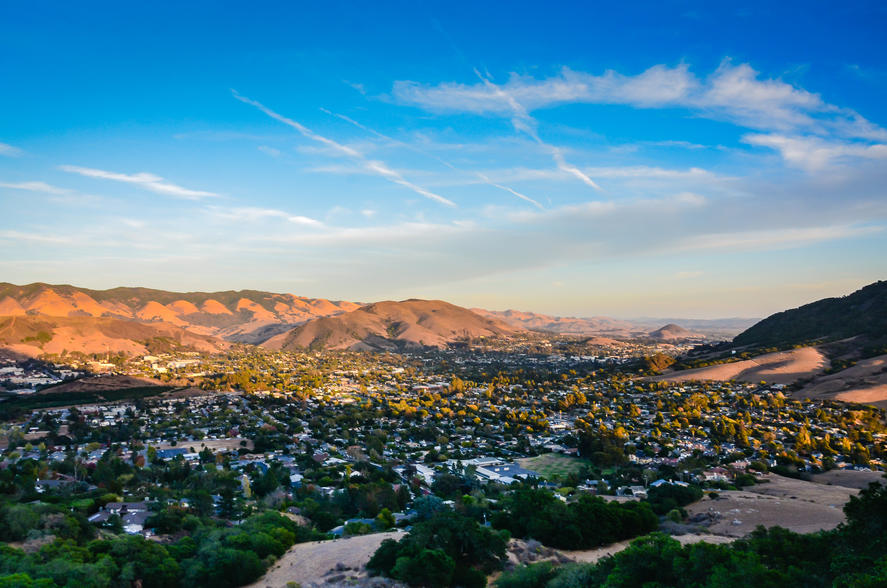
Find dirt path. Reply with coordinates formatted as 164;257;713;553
560;534;735;564
0;315;17;338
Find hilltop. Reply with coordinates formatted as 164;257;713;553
657;280;887;407
264;299;517;352
647;323;705;341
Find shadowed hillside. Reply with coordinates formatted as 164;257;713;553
734;280;887;349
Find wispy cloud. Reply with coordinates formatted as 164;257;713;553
0;142;23;157
232;90;456;207
743;133;887;171
0;230;72;244
395;61;887;142
675;224;882;252
208;205;324;227
59;165;219;199
0;181;71;195
257;145;281;157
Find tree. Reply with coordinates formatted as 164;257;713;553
376;507;396;530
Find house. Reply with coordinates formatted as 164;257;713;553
475;463;538;485
156;448;188;460
89;501;153;534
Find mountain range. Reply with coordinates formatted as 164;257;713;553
0;282;760;356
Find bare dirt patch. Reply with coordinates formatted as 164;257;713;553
654;347;828;385
685;473;857;537
788;353;887;407
247;531;404;588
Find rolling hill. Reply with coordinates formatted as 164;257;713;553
733;280;887;349
655;280;887;408
263;299;517;352
474;309;754;340
647;323;705;341
0;315;228;357
0;282;361;344
472;308;644;337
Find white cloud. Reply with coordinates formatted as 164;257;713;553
431;164;721;186
208;206;324;227
394;61;885;141
0;181;71;195
672;192;707;206
247;221;467;247
0;230;71;244
0;142;23;157
59;165;218;199
743;134;887;171
257;145;281;157
676;224;882;252
232;90;456;207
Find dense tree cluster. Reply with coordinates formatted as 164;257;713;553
496;481;887;588
0;510;324;587
367;510;509;588
491;488;658;550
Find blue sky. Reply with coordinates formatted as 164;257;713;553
2;1;886;318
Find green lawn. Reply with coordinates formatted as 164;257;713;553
517;452;595;481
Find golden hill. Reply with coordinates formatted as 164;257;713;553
0;282;361;344
264;299;517;351
0;315;228;357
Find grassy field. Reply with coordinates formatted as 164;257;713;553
0;385;175;420
517;452;595;481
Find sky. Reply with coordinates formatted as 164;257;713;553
1;1;886;318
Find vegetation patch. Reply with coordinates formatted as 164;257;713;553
517;453;594;481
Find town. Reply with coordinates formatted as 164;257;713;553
2;340;883;545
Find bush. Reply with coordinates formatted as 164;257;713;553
495;561;556;588
494;488;658;550
368;511;507;586
646;483;703;515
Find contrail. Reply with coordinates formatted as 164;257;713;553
473;69;602;191
321;107;544;209
233;90;456;207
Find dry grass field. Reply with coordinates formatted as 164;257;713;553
684;473;858;537
653;347;829;385
247;531;404;588
153;438;254;452
517;453;595;480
